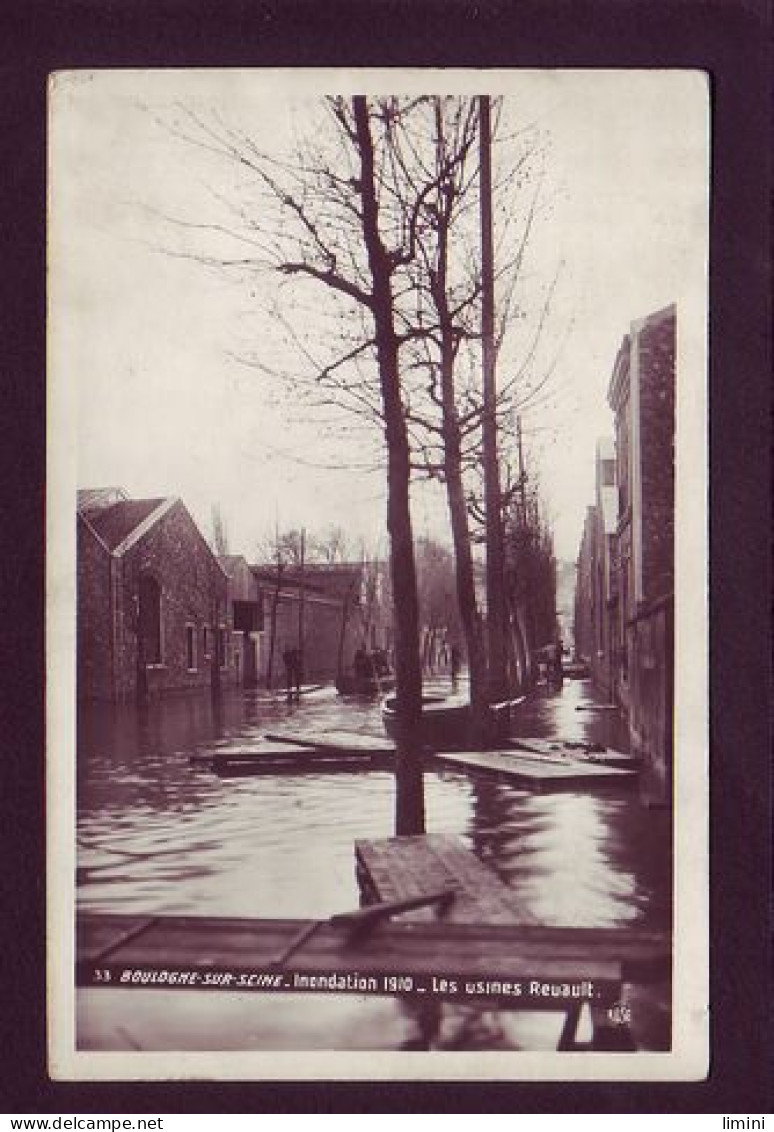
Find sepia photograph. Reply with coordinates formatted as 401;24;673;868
47;68;709;1081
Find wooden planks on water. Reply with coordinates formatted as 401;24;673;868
263;729;397;756
355;834;537;925
432;748;638;790
190;726;637;785
77;912;669;993
190;731;396;775
212;749;392;776
199;729;393;774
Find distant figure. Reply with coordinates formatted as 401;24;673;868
555;640;564;685
548;640;563;690
450;643;461;690
353;646;371;679
283;647;302;702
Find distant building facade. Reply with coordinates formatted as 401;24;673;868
574;506;597;666
250;561;377;687
575;303;676;802
554;560;577;657
217;555;263;688
77;490;233;701
77;492;389;701
573;440;618;697
608;304;675;801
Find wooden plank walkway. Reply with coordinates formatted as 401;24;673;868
432;748;638;790
355;834;537;925
77;912;668;993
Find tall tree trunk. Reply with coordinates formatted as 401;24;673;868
480;95;509;702
430;124;490;746
353;96;424;835
439;348;490;744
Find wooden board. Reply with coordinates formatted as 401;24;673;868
77;912;669;993
263;729;396;756
432;748;638;790
191;741;323;763
190;733;395;774
275;684;326;697
212;756;393;777
355;834;537;925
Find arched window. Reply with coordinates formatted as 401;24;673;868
138;574;162;664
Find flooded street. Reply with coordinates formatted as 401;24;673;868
76;678;672;1052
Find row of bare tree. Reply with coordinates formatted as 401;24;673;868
166;94;562;833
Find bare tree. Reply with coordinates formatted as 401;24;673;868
381;96;562;737
152;91;563;783
414;535;461;674
310;524;350;564
210;503;230;557
165;97;450;831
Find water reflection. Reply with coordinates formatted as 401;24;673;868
466;774;671;929
75;678;671;1051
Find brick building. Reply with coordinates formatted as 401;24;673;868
573;439;618;696
574;505;597;666
252;562;369;687
592;437;619;698
607;303;676;800
574;305;675;801
78;487;390;699
77;489;233;701
217;555;263;688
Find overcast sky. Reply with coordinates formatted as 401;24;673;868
50;69;709;563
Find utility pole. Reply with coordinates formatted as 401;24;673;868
480;94;509;702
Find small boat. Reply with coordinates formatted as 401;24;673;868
336;671;396;697
381;694;518;750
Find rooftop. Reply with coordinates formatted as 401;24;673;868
82;497;169;552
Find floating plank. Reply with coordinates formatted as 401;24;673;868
77;912;669;995
190;733;396;775
490;695;527;711
210;748;393;776
212;756;393;777
355;834;537;925
263;729;396;756
432;748;638;790
191;741;320;763
273;683;326;697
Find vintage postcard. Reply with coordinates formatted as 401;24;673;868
47;68;709;1081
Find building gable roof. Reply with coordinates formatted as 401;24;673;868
84;497;171;553
77;487;129;516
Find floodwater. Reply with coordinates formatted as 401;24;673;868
75;678;672;1053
